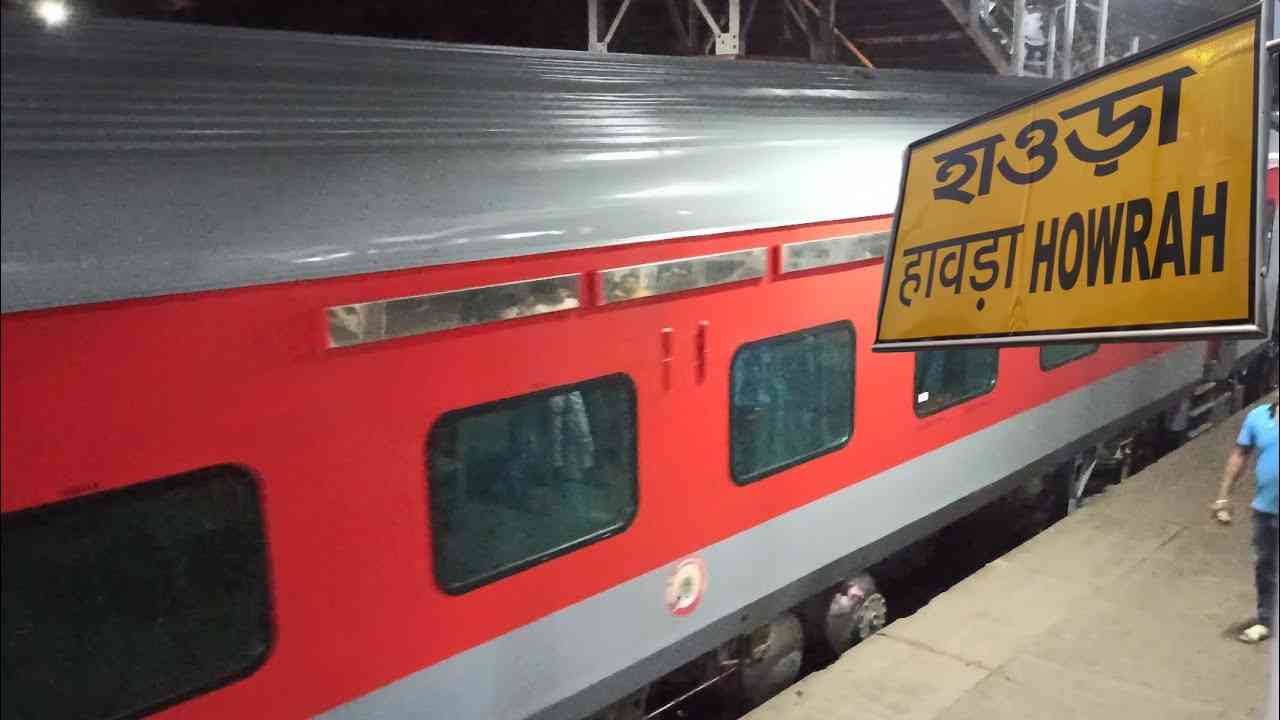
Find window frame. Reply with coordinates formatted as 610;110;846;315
912;347;1000;418
1039;343;1099;371
0;464;274;720
728;320;856;486
425;372;639;595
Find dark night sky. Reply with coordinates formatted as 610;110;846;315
2;0;671;51
0;0;829;59
0;0;1259;60
156;1;587;48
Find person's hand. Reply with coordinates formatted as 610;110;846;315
1211;498;1232;524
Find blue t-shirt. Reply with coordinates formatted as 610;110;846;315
1237;403;1279;515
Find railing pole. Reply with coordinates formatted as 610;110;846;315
1012;0;1027;75
1061;0;1077;78
1095;0;1109;68
1047;6;1058;78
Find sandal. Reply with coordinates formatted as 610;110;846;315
1238;624;1272;644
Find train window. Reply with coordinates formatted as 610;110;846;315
1;466;271;720
427;374;637;594
730;322;855;485
914;348;998;416
1040;343;1099;370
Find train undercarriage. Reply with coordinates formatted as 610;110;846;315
589;342;1279;720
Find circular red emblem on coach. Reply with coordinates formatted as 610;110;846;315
664;557;707;616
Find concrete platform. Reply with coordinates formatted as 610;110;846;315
748;394;1278;720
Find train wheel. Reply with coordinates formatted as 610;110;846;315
819;574;887;657
738;612;804;710
800;574;888;662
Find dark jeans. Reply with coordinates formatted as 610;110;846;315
1255;510;1279;629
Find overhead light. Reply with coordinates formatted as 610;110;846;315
34;0;70;27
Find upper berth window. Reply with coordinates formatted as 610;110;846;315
1;466;272;720
427;374;637;594
914;348;998;416
597;249;767;305
730;322;855;484
1040;343;1098;370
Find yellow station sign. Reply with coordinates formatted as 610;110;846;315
874;9;1266;350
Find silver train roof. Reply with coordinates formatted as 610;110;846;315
0;13;1046;313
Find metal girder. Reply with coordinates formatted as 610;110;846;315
792;0;874;68
594;0;1109;74
604;0;740;56
605;0;636;46
834;31;874;68
690;0;721;36
726;0;740;54
588;0;601;52
816;0;836;63
585;0;873;66
689;0;740;55
782;0;811;41
588;0;637;53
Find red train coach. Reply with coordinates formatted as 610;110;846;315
2;12;1277;720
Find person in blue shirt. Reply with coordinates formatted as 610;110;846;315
1213;398;1279;643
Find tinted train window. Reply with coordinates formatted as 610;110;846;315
428;374;637;594
730;322;855;484
1;466;271;720
914;348;998;416
1040;343;1098;370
